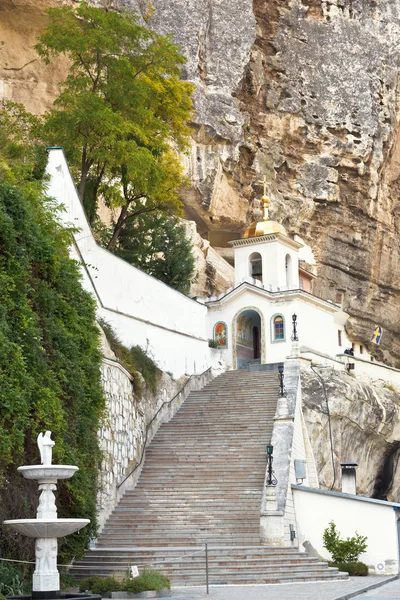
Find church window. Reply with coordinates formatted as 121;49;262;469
271;315;285;342
360;345;363;354
285;254;292;288
299;278;304;290
249;252;263;282
338;330;342;347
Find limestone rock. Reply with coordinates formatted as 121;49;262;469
301;368;400;501
132;0;400;367
0;0;69;113
183;219;234;297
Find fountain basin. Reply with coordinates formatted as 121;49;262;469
4;519;89;538
18;466;78;481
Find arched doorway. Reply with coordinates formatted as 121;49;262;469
253;326;260;359
232;307;265;369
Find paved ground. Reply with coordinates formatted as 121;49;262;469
353;576;400;598
169;576;394;600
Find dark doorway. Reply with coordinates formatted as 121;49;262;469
253;326;260;359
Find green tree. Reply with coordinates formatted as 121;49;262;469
115;213;195;294
0;103;105;563
0;101;46;189
36;2;194;249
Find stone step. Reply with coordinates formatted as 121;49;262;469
73;370;346;585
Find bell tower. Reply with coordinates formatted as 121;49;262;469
230;180;302;291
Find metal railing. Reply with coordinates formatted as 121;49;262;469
117;367;213;489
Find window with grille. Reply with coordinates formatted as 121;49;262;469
274;316;285;340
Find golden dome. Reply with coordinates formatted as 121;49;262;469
243;220;287;239
243;193;287;239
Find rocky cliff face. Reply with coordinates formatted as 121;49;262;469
0;0;68;113
134;0;400;365
2;0;400;357
302;367;400;501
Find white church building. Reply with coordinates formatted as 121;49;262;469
204;192;354;370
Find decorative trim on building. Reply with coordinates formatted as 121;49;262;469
232;306;266;369
229;233;303;250
270;313;286;343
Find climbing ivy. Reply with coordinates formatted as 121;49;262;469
0;115;105;563
100;319;162;395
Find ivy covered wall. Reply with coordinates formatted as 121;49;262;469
0;180;105;564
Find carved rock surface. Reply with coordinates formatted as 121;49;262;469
301;368;400;501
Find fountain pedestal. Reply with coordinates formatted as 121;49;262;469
33;539;59;594
3;431;98;600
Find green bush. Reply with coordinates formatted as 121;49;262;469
78;571;170;595
208;338;219;349
99;319;161;395
323;521;368;563
329;561;369;576
0;561;28;595
122;570;170;593
79;576;121;594
60;571;78;590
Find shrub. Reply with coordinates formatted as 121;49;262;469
122;570;171;593
329;561;369;576
79;576;121;594
208;338;219;349
323;521;368;563
0;562;28;595
60;571;78;590
99;319;161;395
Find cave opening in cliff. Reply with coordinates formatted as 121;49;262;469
372;442;400;501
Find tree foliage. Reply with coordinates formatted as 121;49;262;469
36;2;194;250
0;103;105;563
323;521;368;563
113;213;195;294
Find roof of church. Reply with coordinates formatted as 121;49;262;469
242;194;287;239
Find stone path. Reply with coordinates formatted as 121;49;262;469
353;576;400;598
168;576;393;600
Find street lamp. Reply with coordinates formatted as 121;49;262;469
266;444;278;486
291;313;299;342
278;364;286;397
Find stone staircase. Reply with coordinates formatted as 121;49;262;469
71;369;346;585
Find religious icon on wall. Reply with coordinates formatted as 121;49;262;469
214;322;227;348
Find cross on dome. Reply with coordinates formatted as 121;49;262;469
243;175;287;239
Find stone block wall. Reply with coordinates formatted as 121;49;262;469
97;347;215;531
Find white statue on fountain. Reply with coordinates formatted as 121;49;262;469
3;430;90;596
37;431;55;465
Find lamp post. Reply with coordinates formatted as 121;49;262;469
278;364;286;397
291;313;299;342
266;444;278;486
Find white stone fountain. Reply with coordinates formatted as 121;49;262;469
4;432;90;597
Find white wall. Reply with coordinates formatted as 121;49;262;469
207;287;342;368
233;238;299;290
293;486;400;575
300;349;400;389
46;148;216;378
